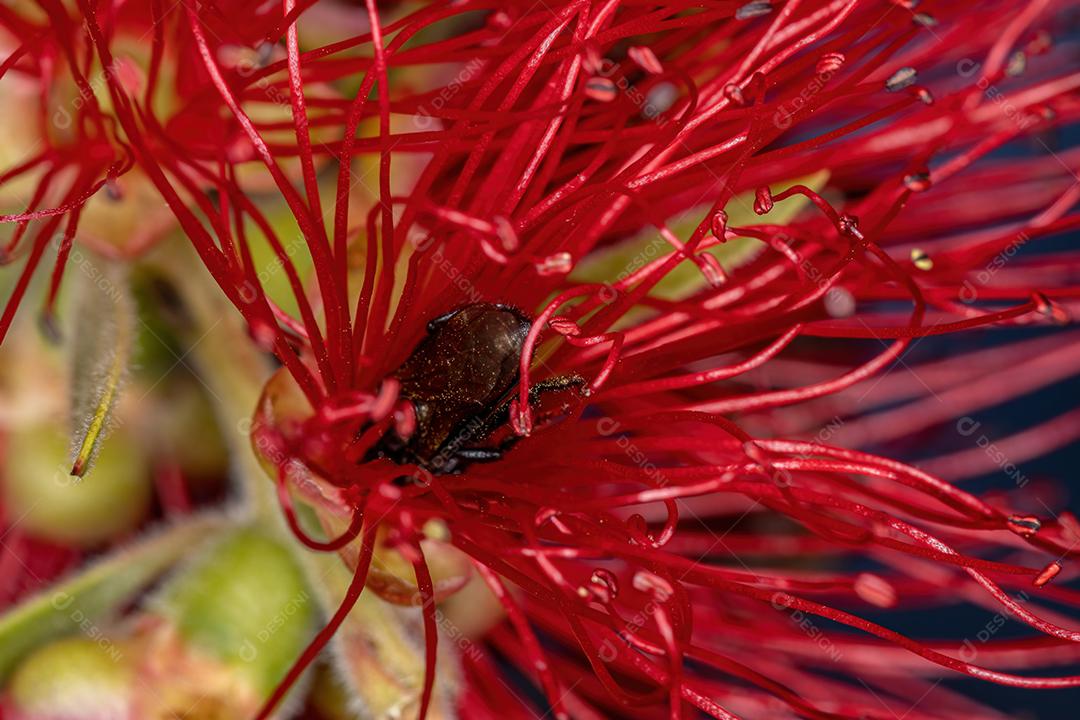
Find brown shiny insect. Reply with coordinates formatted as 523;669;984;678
373;303;581;473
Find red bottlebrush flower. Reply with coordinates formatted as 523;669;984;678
4;1;1080;719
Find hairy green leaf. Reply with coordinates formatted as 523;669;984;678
68;264;135;477
0;514;228;681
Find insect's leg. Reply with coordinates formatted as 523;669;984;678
528;373;587;402
445;375;587;469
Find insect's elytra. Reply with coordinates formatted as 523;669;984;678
375;303;533;471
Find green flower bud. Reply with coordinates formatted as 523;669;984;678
6;636;134;720
151;527;315;702
3;422;150;547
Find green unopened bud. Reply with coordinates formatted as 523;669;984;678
7;636;134;720
2;422;150;547
147;527;315;713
